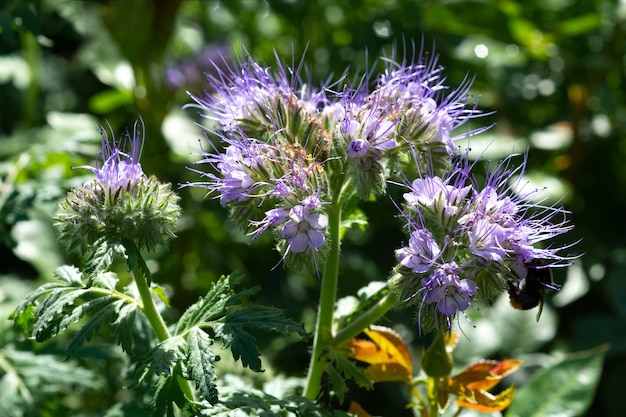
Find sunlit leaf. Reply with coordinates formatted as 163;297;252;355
451;359;523;392
344;325;413;384
506;346;607;417
455;385;516;412
448;359;522;413
363;326;412;373
187;327;219;404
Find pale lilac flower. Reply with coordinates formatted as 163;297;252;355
279;203;328;253
403;176;471;220
347;139;369;158
393;151;575;332
468;219;511;261
396;228;441;273
188;50;328;139
422;262;477;316
77;121;144;200
368;46;490;156
185;132;275;207
248;208;289;241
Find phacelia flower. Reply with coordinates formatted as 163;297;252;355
185;43;491;271
279;203;329;253
55;121;180;267
422;262;477;317
396;228;441;273
76;122;144;203
391;152;575;333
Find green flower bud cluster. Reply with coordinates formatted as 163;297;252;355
55;122;180;263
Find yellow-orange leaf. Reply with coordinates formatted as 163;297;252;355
348;401;374;417
345;338;395;365
455;385;516;412
365;362;412;383
344;325;413;384
451;359;523;391
363;325;412;374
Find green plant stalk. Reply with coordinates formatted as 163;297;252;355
21;31;40;128
304;203;342;400
333;290;399;346
133;266;196;402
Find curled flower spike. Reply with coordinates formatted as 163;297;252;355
391;151;576;333
55;120;180;265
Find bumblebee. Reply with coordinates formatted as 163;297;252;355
507;261;561;321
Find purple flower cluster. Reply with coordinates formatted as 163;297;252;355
77;121;144;203
185;45;487;269
393;153;574;332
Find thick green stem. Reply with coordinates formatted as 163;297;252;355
133;268;171;343
133;265;196;403
304;203;342;399
333;290;399;346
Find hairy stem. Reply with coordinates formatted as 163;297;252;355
304;203;342;399
132;258;196;402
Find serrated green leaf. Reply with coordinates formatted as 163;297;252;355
149;337;186;376
506;346;607;417
187;327;219;404
85;237;117;275
152;285;171;308
92;271;119;291
66;299;122;359
112;303;138;353
218;323;263;371
152;372;181;417
332;350;373;390
32;287;92;341
175;274;256;335
122;238;153;285
223;305;307;337
0;371;27;417
175;276;233;335
0;347;102;415
224;285;261;308
55;293;113;338
216;305;306;372
326;365;348;404
54;265;84;285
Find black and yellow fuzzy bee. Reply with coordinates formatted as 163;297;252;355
507;261;561;321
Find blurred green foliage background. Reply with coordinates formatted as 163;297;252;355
1;0;625;416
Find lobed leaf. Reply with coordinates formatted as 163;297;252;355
54;264;84;285
455;385;517;413
85;237;118;275
506;346;607;417
332;351;373;390
112;303;139;353
218;322;263;371
216;304;307;371
326;365;349;404
175;275;237;335
222;305;307;337
186;327;220;404
149;337;187;377
65;299;123;359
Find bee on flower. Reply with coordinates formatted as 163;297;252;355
391;152;575;332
